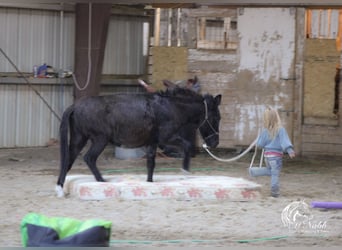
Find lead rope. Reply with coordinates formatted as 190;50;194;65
249;143;264;168
202;130;262;163
202;136;257;162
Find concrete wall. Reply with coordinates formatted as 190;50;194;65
234;8;296;145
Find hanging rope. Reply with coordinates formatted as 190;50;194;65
72;2;92;91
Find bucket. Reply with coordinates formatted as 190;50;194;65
114;147;146;160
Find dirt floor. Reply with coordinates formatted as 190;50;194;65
0;145;341;247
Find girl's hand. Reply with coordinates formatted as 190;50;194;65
288;152;295;158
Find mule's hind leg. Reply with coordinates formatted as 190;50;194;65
68;134;88;171
83;136;108;182
56;132;87;197
57;133;87;186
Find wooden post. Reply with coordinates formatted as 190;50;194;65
154;8;160;46
199;17;206;41
171;8;178;46
336;10;342;51
73;3;111;100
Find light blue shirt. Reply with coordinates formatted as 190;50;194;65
257;127;294;155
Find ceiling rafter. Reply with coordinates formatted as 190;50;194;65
1;0;342;8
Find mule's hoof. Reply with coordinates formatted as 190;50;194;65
55;185;65;198
181;168;191;175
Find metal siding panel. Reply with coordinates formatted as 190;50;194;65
37;86;52;146
131;19;144;74
26;84;40;146
320;10;329;37
0;8;20;72
310;9;339;38
0;7;75;73
0;7;75;147
62;13;75;70
0;82;73;148
103;17;124;74
103;16;145;75
0;84;17;147
26;84;73;147
0;85;6;145
49;83;73;144
128;20;141;73
17;9;34;71
50;85;61;139
330;9;339;38
15;85;28;146
310;10;320;38
31;85;42;146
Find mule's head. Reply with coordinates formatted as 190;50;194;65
199;94;222;148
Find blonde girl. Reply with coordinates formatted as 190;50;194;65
249;107;295;197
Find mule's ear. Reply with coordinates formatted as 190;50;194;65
215;95;222;105
163;80;176;88
194;75;198;83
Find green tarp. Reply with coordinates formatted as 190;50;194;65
21;213;112;247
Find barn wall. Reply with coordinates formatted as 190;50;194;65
154;8;342;155
301;39;342;156
150;46;188;89
0;79;73;147
303;39;339;120
302;123;342;156
184;7;296;149
154;6;342;156
103;15;149;75
0;7;148;75
231;8;296;146
0;78;144;148
187;50;239;146
0;7;149;148
0;8;75;73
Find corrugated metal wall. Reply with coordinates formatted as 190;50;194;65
307;9;340;38
0;80;73;147
0;7;149;148
0;7;75;147
0;8;75;72
103;15;148;75
0;8;148;74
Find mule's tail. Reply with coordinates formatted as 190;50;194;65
56;105;74;197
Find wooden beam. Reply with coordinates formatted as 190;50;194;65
73;3;111;100
3;0;342;8
337;10;342;51
151;3;196;8
154;8;161;46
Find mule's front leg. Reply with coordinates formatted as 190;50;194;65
181;141;192;174
146;145;157;182
181;152;192;175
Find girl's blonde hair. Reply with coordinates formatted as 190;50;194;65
263;107;282;138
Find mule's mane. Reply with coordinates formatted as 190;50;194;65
158;86;203;102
